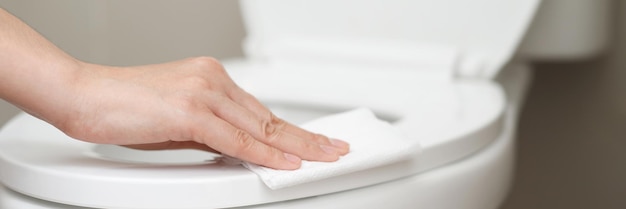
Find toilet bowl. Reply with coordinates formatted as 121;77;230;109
0;0;611;208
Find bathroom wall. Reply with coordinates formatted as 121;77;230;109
0;1;624;209
499;1;626;208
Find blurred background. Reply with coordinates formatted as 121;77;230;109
0;1;624;208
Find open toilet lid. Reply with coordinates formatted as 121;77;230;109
239;0;541;79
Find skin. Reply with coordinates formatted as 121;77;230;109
0;8;349;170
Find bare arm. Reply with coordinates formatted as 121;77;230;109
0;7;83;127
0;8;349;170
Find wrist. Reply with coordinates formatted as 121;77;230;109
50;61;110;139
10;59;88;135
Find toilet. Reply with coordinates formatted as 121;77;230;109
0;0;610;208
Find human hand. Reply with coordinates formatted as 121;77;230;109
0;8;347;170
61;57;349;170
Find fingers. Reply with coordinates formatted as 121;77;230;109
279;122;350;155
194;114;302;170
207;94;346;162
225;88;350;155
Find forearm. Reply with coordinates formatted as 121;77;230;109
0;8;83;127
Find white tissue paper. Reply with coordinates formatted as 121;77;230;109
242;108;419;190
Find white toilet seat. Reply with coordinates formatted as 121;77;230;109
0;63;505;208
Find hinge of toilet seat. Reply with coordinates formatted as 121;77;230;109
245;37;489;82
456;53;489;80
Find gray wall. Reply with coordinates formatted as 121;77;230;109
501;1;626;208
0;1;623;208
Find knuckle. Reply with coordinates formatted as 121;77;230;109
190;56;220;65
270;113;287;128
262;120;282;143
301;141;317;153
263;114;288;142
184;57;233;90
231;129;275;165
231;129;256;157
189;56;225;73
312;133;331;144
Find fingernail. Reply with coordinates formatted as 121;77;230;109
330;139;350;149
320;144;338;155
283;153;301;164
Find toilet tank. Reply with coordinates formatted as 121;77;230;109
520;0;613;61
